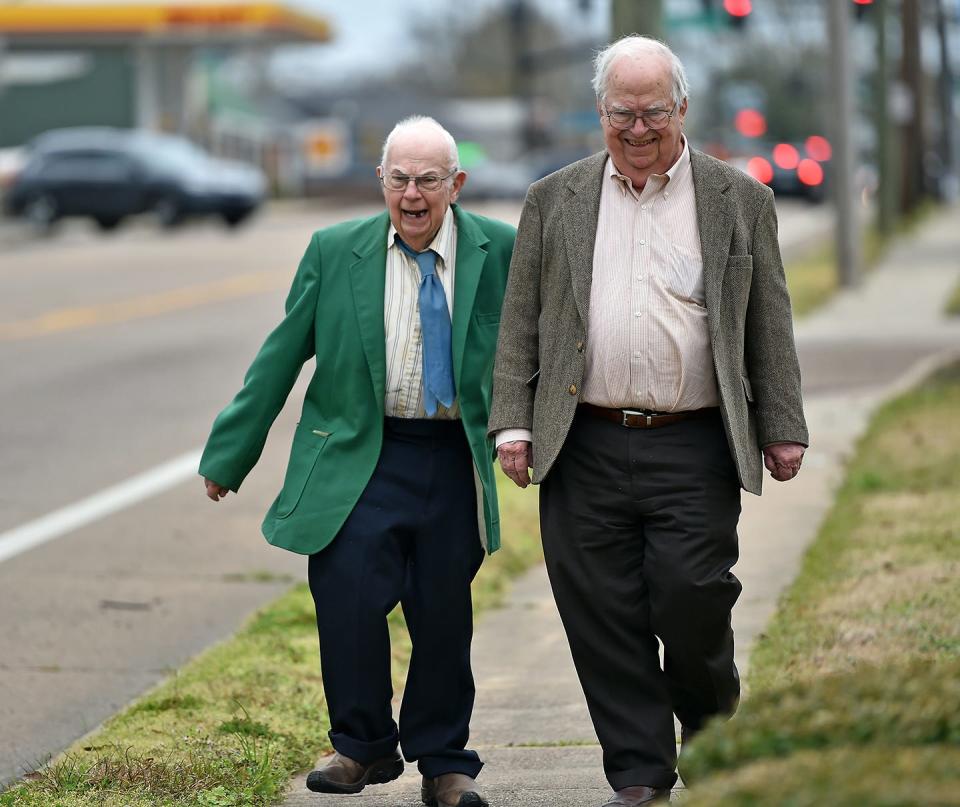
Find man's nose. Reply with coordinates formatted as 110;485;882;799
628;116;651;135
402;179;424;199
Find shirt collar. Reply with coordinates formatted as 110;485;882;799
607;134;690;196
387;205;456;268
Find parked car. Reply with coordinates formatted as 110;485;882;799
3;127;266;231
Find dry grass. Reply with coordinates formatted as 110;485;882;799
748;362;960;691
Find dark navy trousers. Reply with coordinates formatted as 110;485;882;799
307;417;485;778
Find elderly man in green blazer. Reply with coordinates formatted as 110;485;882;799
489;36;808;807
200;116;514;807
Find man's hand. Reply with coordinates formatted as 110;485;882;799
497;440;533;489
204;478;230;501
763;443;805;482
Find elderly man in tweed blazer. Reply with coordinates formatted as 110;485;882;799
488;36;807;807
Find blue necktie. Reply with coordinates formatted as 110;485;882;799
395;237;456;415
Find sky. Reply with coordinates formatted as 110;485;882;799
274;0;610;88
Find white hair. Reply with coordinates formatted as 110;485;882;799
380;116;459;172
591;35;690;106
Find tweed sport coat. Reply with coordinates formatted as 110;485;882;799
200;205;516;555
487;149;808;495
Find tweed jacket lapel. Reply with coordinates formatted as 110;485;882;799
451;205;489;388
690;149;734;338
348;211;390;405
561;151;607;328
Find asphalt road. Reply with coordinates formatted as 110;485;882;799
0;197;832;787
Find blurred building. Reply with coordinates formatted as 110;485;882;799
0;0;332;191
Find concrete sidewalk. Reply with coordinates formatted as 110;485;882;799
282;206;960;807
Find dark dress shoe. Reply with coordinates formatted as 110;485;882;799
305;750;403;794
421;772;489;807
601;785;671;806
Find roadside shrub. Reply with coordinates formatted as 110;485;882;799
683;745;960;807
680;658;960;782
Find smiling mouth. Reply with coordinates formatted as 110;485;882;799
402;208;428;219
624;135;657;148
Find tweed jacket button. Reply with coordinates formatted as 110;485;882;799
568;384;577;395
576;340;584;352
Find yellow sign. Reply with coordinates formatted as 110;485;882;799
0;3;331;40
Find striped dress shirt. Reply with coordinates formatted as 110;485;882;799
384;206;460;419
583;138;719;412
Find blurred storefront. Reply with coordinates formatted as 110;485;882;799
0;1;332;191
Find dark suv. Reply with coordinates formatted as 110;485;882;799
4;127;266;231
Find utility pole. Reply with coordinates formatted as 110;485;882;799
900;0;924;213
611;0;664;41
935;0;957;202
827;0;860;286
874;0;898;233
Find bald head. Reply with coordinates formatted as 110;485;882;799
380;116;459;173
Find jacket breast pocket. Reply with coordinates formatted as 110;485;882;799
474;311;501;326
276;422;330;518
727;255;753;271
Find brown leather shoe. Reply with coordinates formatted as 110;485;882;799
421;772;488;807
305;750;403;794
601;785;671;806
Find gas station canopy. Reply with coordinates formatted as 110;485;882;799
0;2;332;45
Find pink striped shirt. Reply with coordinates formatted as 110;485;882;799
583;139;719;412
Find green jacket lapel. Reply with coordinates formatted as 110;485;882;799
451;205;488;387
348;211;389;405
690;149;734;337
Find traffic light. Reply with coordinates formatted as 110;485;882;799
723;0;752;28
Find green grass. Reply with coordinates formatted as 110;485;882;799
747;361;960;692
0;472;542;807
946;278;960;316
681;361;960;803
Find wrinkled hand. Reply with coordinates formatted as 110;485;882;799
497;440;532;489
763;443;805;482
204;478;230;501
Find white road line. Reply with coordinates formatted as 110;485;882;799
0;450;203;564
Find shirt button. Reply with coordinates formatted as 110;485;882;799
568;384;578;395
640;204;647;210
639;239;646;245
634;311;643;317
634;351;642;358
637;275;645;281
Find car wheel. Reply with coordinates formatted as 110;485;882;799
23;193;59;230
153;196;183;228
221;209;252;229
95;216;122;231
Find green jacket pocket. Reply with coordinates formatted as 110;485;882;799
276;422;330;518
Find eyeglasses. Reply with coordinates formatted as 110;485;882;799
603;104;678;131
380;170;457;192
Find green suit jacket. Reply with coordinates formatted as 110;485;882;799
199;205;516;555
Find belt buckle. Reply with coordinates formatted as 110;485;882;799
621;409;653;427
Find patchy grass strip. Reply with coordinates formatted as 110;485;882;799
1;474;542;807
747;360;960;693
946;277;960;316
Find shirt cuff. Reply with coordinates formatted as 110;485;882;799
495;428;533;448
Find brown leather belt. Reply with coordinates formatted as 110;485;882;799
578;402;719;429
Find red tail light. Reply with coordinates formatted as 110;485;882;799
747;157;774;185
797;159;824;186
773;143;800;170
805;135;832;162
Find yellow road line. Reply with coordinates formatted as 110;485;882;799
0;271;290;341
